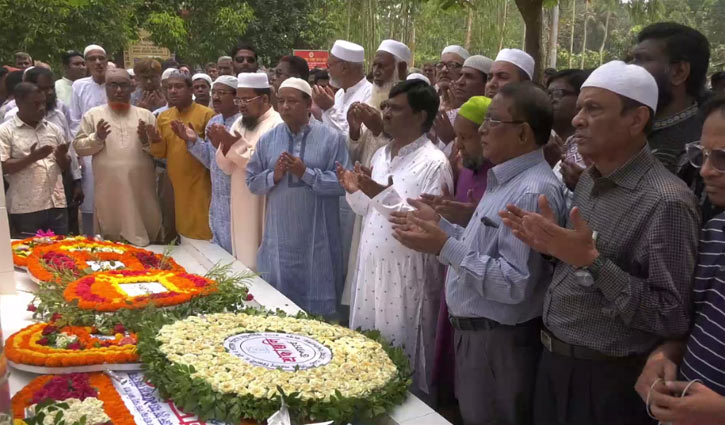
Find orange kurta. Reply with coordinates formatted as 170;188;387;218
151;103;215;240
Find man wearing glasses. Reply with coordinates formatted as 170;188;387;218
170;75;240;254
72;69;161;246
500;61;700;425
636;97;725;425
212;73;282;269
230;42;259;75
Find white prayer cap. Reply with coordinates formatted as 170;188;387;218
218;55;232;62
22;66;35;77
279;77;312;97
441;45;470;60
464;55;493;75
192;73;213;86
161;67;177;81
126;68;135;77
406;73;431;85
582;60;658;112
213;75;238;90
377;39;411;64
83;44;106;57
494;48;535;80
237;72;269;89
331;40;365;63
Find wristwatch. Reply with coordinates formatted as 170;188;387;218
575;255;605;287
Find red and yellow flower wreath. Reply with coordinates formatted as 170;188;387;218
26;240;184;283
64;269;217;312
11;372;134;425
11;235;87;268
6;322;138;368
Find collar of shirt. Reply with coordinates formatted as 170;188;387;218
12;114;47;130
284;119;312;138
384;133;429;161
587;144;654;192
220;112;241;128
342;76;370;100
61;77;72;85
488;148;546;187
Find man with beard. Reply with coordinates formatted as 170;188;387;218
72;69;161;246
191;73;212;107
144;70;215;241
230;42;259;75
247;77;349;317
313;40;371;135
70;44;109;235
630;23;709;174
212;73;283;268
1;83;71;236
131;59;166;112
55;50;85;106
341;39;410;307
5;68;84;233
171;75;240;254
433;54;491;154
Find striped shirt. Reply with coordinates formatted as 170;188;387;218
680;213;725;394
544;145;701;356
440;148;567;323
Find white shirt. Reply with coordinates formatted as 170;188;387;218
346;134;453;393
70;76;107;214
0;116;67;214
321;77;371;135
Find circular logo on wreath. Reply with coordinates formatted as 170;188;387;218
224;332;332;371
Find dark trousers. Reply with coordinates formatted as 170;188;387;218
534;349;655;425
10;208;68;238
454;319;541;425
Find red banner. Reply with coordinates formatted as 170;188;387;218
293;50;329;70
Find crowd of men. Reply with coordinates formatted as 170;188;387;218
1;20;725;425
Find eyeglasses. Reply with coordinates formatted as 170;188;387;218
234;56;256;63
233;95;262;106
482;117;524;128
211;90;235;96
107;82;131;90
547;88;577;100
686;142;725;172
435;61;463;71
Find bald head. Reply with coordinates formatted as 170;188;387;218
106;68;130;80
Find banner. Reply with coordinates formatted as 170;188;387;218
293;50;329;70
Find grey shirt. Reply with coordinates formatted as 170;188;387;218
543;145;701;356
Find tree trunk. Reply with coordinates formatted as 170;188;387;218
465;4;474;50
514;0;543;81
599;9;611;65
346;0;352;40
580;0;589;69
549;3;559;68
499;0;509;51
569;0;576;68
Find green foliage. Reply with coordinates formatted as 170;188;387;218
136;310;411;424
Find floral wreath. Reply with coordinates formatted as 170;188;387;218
11;373;134;425
11;233;87;269
137;311;411;424
26;240;184;283
64;269;217;312
6;322;138;369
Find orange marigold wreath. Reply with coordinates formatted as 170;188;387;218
26;240;184;283
63;269;217;312
11;235;86;268
11;372;134;425
6;323;138;368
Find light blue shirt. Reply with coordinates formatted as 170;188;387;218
439;148;567;324
247;120;350;316
187;112;240;254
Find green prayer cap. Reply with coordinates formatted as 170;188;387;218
457;96;491;126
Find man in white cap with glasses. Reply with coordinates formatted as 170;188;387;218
500;60;700;425
247;77;350;317
70;44;108;235
485;48;534;99
211;73;282;269
437;45;469;110
170;75;240;254
313;40;372;135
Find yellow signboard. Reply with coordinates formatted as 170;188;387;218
123;29;173;69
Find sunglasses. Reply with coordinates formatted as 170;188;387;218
686;142;725;172
234;56;256;64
